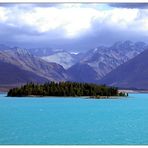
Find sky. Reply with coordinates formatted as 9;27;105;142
0;3;148;51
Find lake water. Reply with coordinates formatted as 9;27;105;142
0;93;148;145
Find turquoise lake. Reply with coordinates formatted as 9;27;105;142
0;93;148;145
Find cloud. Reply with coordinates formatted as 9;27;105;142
0;3;15;7
0;3;147;51
109;3;148;9
0;5;102;37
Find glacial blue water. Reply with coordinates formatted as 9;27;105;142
0;93;148;145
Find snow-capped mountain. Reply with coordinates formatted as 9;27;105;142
28;48;55;57
68;41;148;82
41;51;82;69
84;41;146;78
28;47;69;57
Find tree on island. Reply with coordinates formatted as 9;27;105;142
7;81;127;97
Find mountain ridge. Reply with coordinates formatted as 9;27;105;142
99;49;148;89
0;48;69;86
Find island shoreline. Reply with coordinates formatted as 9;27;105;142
6;95;127;100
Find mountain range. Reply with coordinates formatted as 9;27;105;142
0;40;148;90
68;41;147;82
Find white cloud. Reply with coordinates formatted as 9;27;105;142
0;7;9;22
19;6;101;37
0;4;147;38
107;8;139;25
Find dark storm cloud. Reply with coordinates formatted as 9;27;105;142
0;22;42;37
33;3;59;7
0;21;67;49
109;3;148;9
0;19;147;51
0;3;14;7
64;20;148;50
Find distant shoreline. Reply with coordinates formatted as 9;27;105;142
119;89;148;93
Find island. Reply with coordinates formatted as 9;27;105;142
7;81;128;98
